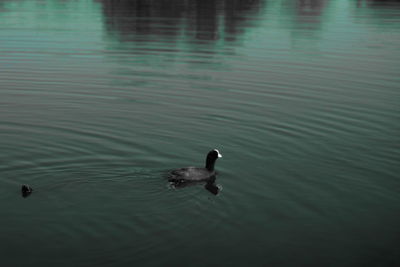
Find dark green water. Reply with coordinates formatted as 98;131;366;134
1;0;399;266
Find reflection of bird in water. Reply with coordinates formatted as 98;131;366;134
171;175;221;195
21;184;33;198
169;149;222;195
204;176;220;195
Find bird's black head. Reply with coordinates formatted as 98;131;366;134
205;149;222;171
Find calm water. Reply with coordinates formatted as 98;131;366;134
1;0;399;266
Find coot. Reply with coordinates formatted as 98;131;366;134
169;149;222;183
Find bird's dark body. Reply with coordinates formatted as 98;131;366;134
169;167;216;182
168;149;222;185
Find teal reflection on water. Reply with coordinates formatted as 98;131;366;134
0;0;400;267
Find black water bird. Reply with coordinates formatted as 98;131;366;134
169;149;222;184
21;184;33;198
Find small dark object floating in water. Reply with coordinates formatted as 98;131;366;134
21;184;33;198
169;149;222;195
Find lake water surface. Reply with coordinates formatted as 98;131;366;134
1;0;399;266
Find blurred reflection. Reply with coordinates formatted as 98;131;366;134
365;0;400;7
192;0;219;41
223;0;266;41
0;0;12;11
354;0;400;23
284;0;328;26
296;0;327;17
169;175;221;195
204;179;220;195
279;0;328;49
355;0;400;7
97;0;264;44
